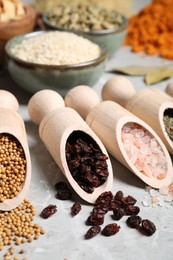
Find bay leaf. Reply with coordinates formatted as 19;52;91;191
145;68;173;85
108;65;171;76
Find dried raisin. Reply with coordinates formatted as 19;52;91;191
86;213;104;226
71;202;81;216
102;223;120;236
113;207;124;220
41;205;57;219
124;205;140;216
140;219;156;236
126;216;142;229
95;191;113;205
114;190;124;200
55;181;72;200
85;226;101;239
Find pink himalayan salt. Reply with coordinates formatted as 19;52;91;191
122;122;167;179
142;184;173;208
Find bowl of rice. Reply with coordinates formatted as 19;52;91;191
5;30;108;96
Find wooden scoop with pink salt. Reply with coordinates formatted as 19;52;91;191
65;85;173;189
102;76;173;155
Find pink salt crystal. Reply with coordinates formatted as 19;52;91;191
122;123;167;180
121;132;134;141
168;183;173;192
149;189;159;197
141;165;152;178
157;173;167;180
151;196;158;204
159;186;169;195
133;139;142;148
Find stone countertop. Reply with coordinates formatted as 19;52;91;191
1;1;173;260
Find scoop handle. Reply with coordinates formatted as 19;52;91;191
102;76;136;107
166;82;173;97
64;85;100;120
28;89;65;125
0;90;19;111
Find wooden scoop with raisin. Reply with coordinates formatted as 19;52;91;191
28;89;113;204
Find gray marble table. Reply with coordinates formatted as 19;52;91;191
1;1;173;260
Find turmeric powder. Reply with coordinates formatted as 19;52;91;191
124;0;173;59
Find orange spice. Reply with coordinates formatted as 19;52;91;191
124;0;173;59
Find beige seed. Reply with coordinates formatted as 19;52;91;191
19;248;25;254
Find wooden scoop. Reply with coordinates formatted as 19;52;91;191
102;76;173;154
0;90;31;211
28;89;113;204
65;85;173;189
165;81;173;98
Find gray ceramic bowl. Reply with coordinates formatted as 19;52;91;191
5;31;108;96
43;12;128;57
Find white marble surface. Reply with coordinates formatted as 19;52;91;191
1;1;173;259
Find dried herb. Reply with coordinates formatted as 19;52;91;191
109;65;173;85
109;65;160;76
163;109;173;141
145;68;173;85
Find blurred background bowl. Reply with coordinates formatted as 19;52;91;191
42;11;128;57
0;4;36;66
5;31;108;96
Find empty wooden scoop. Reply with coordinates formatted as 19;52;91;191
102;76;173;154
0;90;31;211
65;85;173;189
28;89;113;204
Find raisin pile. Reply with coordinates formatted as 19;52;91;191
84;190;156;239
41;181;156;240
65;131;109;193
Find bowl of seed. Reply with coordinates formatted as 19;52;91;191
42;3;128;57
5;30;108;96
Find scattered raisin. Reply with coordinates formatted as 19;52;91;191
95;191;113;205
101;223;120;236
113;207;124;220
114;190;124;200
55;181;68;190
124;205;140;216
140;219;156;236
55;181;72;200
85;226;101;239
41;205;57;219
92;204;109;215
126;216;142;229
71;202;81;216
86;213;104;226
123;195;137;205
